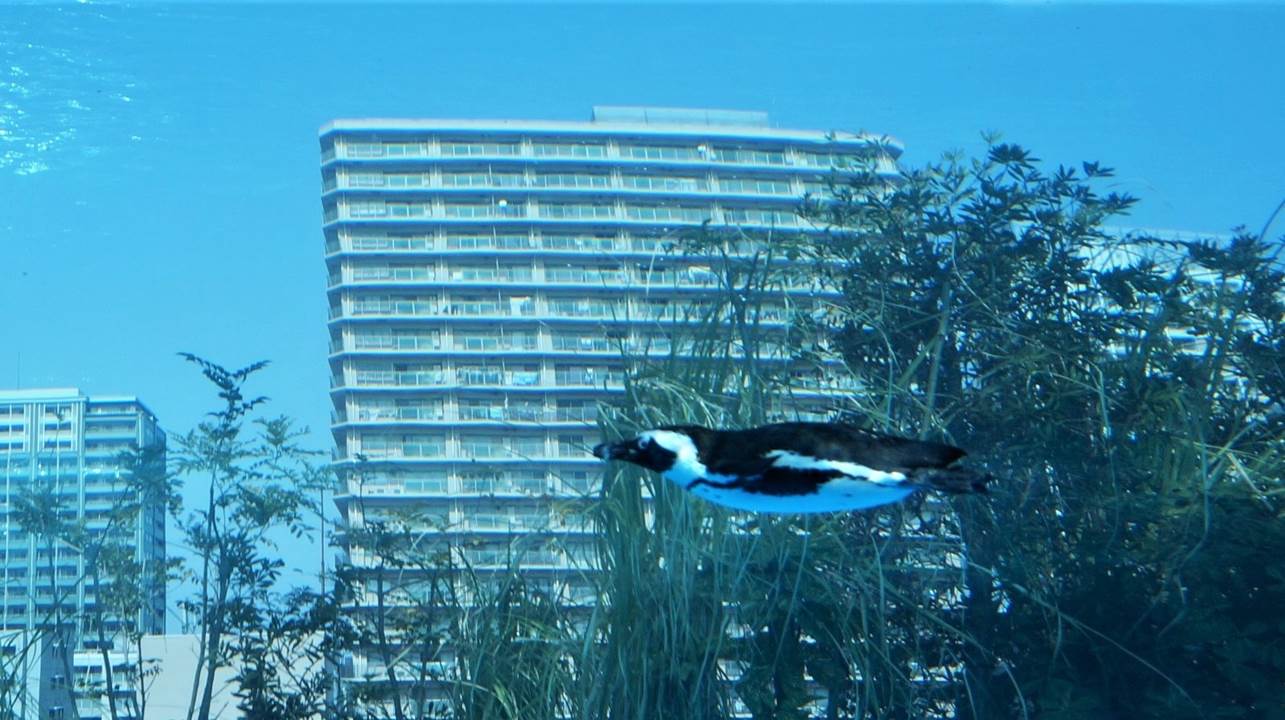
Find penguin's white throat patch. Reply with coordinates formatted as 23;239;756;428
639;430;706;485
639;430;698;461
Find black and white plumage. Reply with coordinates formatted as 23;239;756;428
592;422;990;514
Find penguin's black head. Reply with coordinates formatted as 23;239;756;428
593;428;698;474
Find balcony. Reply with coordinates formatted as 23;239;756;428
351;406;445;422
349;335;443;352
458;476;547;495
543;267;630;285
350;299;440;317
455;369;542;388
553;369;625;387
349;370;447;388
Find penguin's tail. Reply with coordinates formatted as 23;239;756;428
911;467;993;495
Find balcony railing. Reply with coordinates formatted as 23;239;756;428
330;138;886;171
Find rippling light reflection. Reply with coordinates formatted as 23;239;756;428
0;4;149;176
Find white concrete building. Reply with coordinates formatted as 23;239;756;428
0;388;167;720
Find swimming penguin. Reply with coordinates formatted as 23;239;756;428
593;422;990;513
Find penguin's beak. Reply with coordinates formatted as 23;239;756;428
593;441;627;461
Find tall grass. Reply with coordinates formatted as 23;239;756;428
567;228;972;720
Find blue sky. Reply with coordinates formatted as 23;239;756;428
2;2;1283;595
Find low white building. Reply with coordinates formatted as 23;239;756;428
139;635;242;720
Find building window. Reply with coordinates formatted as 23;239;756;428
798;150;869;168
350;234;432;251
508;365;541;386
722;208;798;226
452;330;536;352
801;180;835;197
710;147;786;165
347;200;388;218
509;436;547;458
541;234;618;252
352;264;435;282
459;468;503;493
554;365;623;387
556;399;598;422
545;297;620;318
531;172;610;189
359;434;443;458
439;141;520;157
350;295;439;316
544;264;626;284
459;435;507;458
386;173;427;187
467;469;551;494
455;362;541;387
557;434;590;457
459;400;504;421
539;202;616;220
447;296;507;316
42;405;72;419
457;365;505;386
402;472;448;493
394;399;444;421
347;172;385;187
382;142;426;157
531;142;607;158
798;151;829;168
444;202;525;219
624;204;711;223
448;264;533;283
391;330;440;350
622;174;709;192
717;177;792;195
385;202;430;218
453;332;503;352
354;363;444;387
503;331;539;349
618;144;701;161
504;398;544;421
442;171;524;188
345;142;384;158
551;333;614;353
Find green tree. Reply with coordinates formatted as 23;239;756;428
797;142;1285;718
172;355;326;720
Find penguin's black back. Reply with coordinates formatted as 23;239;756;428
662;422;966;477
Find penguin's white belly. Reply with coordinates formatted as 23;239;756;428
686;477;915;514
659;451;915;514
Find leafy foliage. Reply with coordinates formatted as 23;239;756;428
172;355;338;720
797;143;1285;718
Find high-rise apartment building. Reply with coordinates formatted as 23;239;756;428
0;388;167;720
320;107;901;698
